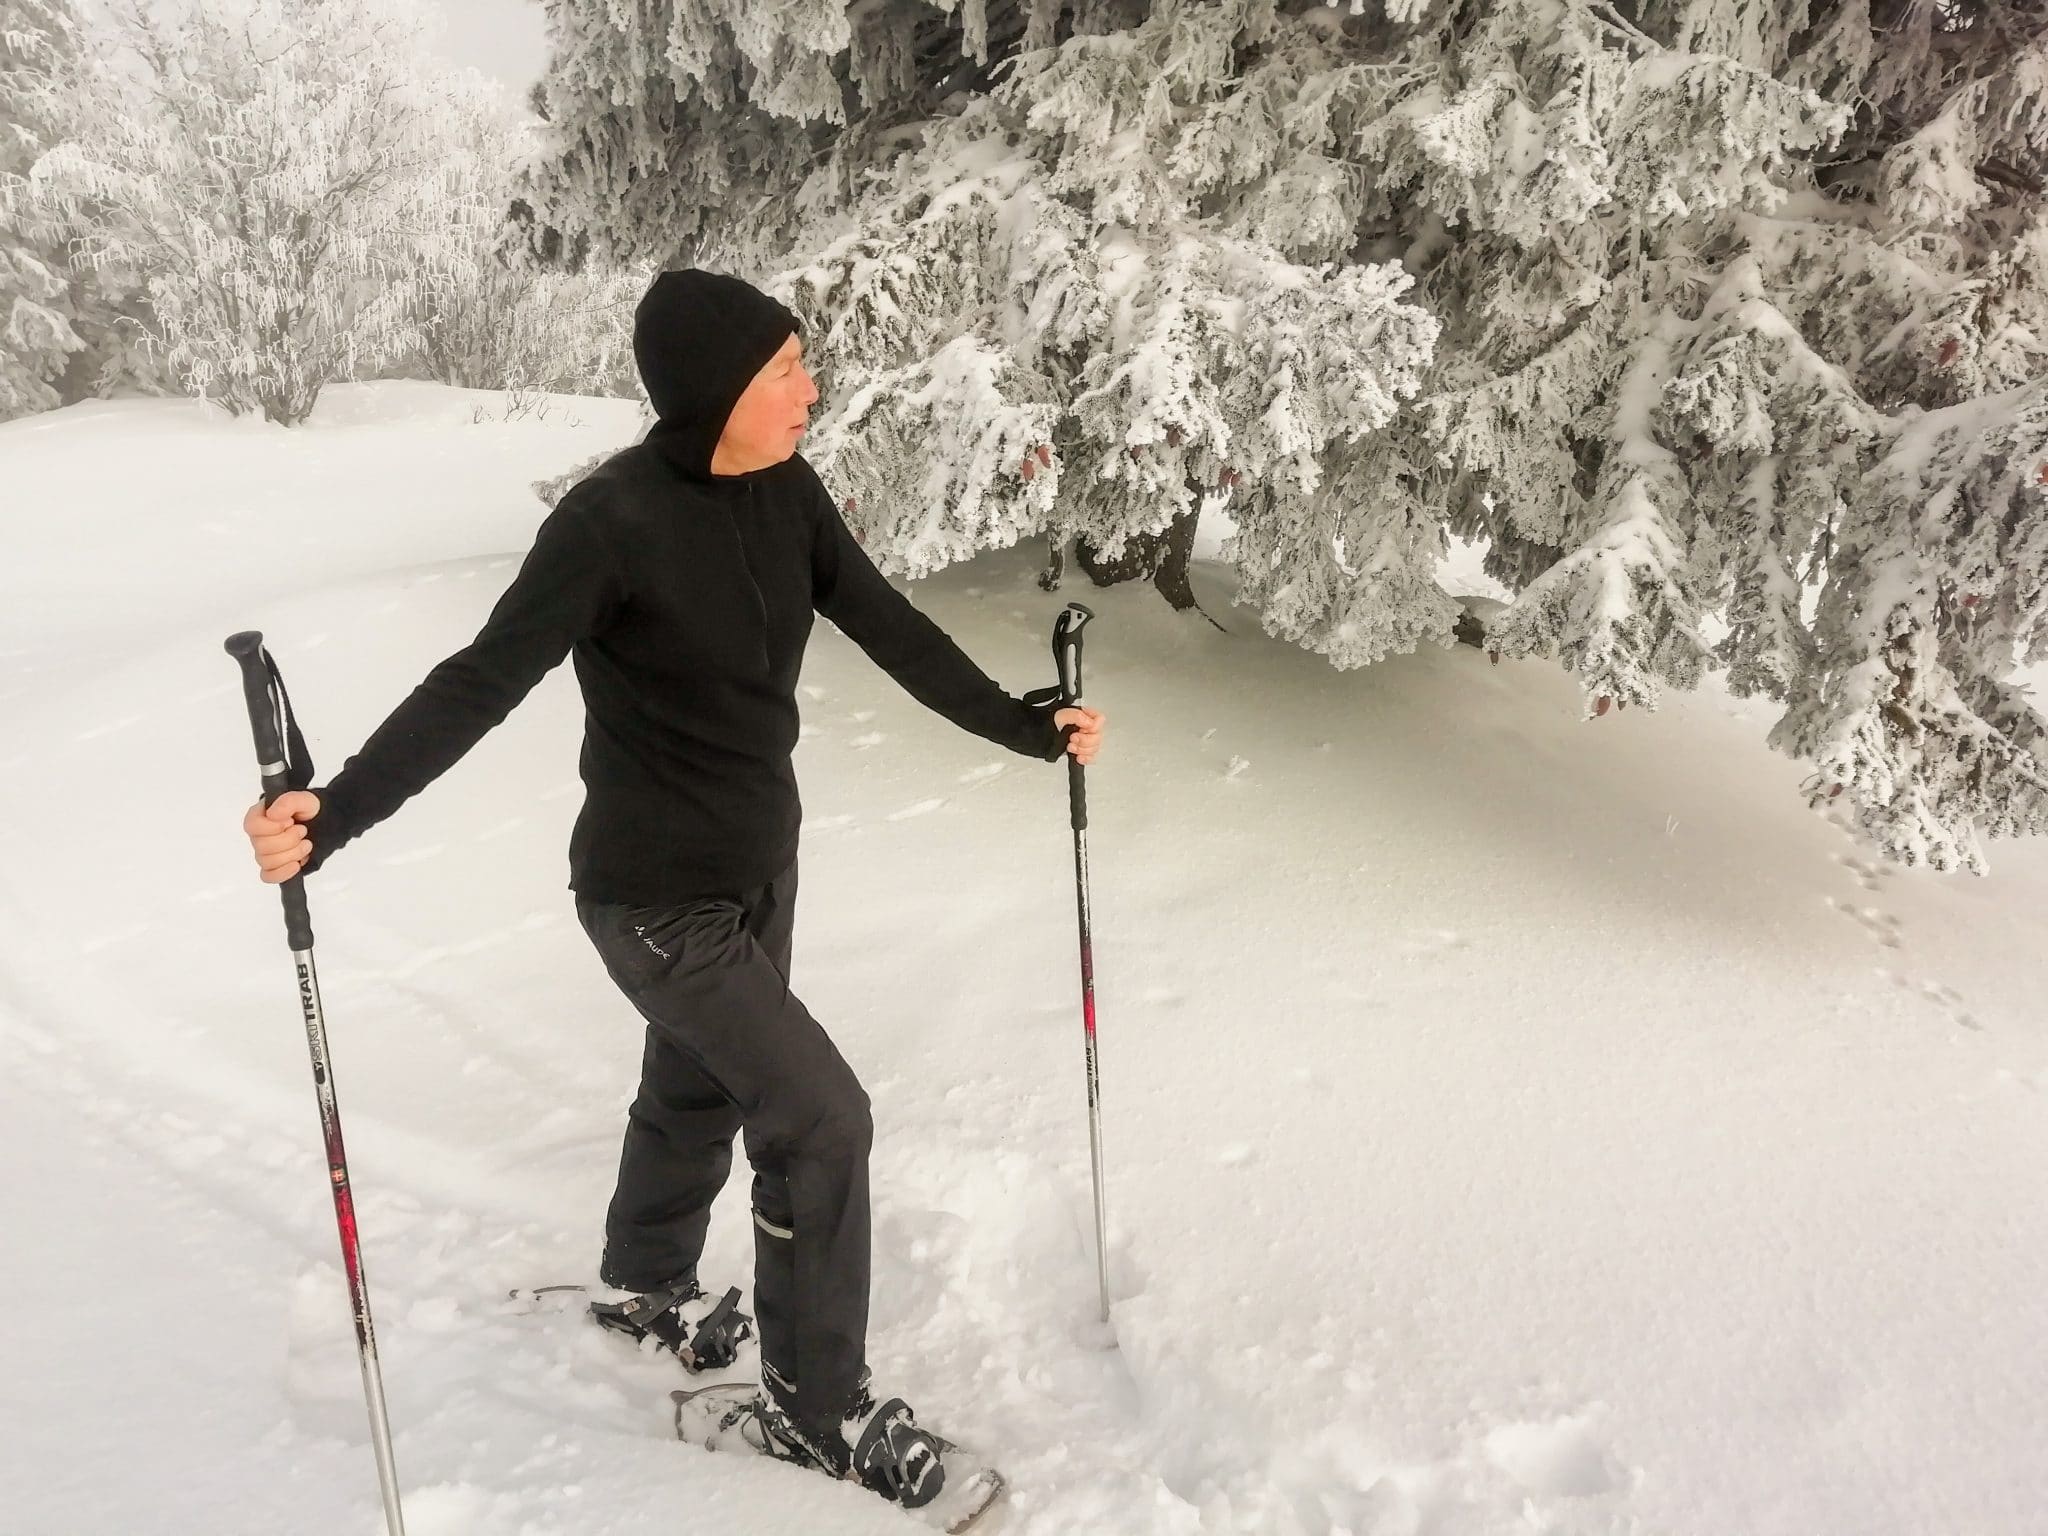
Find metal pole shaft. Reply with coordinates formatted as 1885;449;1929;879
1046;603;1106;1326
1073;824;1109;1324
296;947;407;1536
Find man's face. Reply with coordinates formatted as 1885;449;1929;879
717;333;819;471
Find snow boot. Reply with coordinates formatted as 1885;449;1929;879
770;1372;946;1508
672;1368;1005;1531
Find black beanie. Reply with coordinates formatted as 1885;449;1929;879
633;269;801;481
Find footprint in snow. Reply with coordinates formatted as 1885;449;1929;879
1917;977;1980;1030
886;798;947;822
851;731;887;748
1223;755;1251;781
1833;851;1889;892
850;709;877;723
800;685;829;702
957;763;1007;786
808;814;857;834
1875;970;1981;1031
1827;895;1902;949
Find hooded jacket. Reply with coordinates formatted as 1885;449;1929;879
301;269;1066;901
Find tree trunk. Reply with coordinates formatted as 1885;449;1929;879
1150;506;1200;612
1075;525;1163;587
1077;507;1202;610
1076;500;1221;627
1037;529;1066;590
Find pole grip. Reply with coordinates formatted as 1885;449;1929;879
224;630;315;951
1052;604;1093;832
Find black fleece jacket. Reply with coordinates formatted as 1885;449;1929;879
302;270;1065;901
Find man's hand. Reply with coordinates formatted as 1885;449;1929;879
1054;706;1106;766
244;789;320;883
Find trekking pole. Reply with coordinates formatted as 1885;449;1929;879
223;631;407;1536
1050;603;1110;1325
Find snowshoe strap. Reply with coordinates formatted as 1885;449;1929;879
684;1286;749;1370
592;1277;701;1331
849;1398;947;1509
590;1278;753;1372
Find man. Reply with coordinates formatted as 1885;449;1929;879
241;269;1106;1505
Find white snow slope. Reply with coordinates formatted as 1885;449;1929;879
3;385;2045;1536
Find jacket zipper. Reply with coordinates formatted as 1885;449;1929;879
730;479;772;674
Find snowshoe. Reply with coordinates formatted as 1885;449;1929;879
508;1275;753;1372
671;1377;1005;1533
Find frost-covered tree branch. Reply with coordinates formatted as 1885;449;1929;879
522;0;2048;870
20;0;462;423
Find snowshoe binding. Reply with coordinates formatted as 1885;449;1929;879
671;1370;1005;1532
589;1273;753;1371
507;1274;753;1373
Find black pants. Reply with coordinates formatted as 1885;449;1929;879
574;857;872;1432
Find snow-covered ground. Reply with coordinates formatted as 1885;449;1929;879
4;385;2045;1536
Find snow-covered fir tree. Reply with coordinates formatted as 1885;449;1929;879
521;0;2048;872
